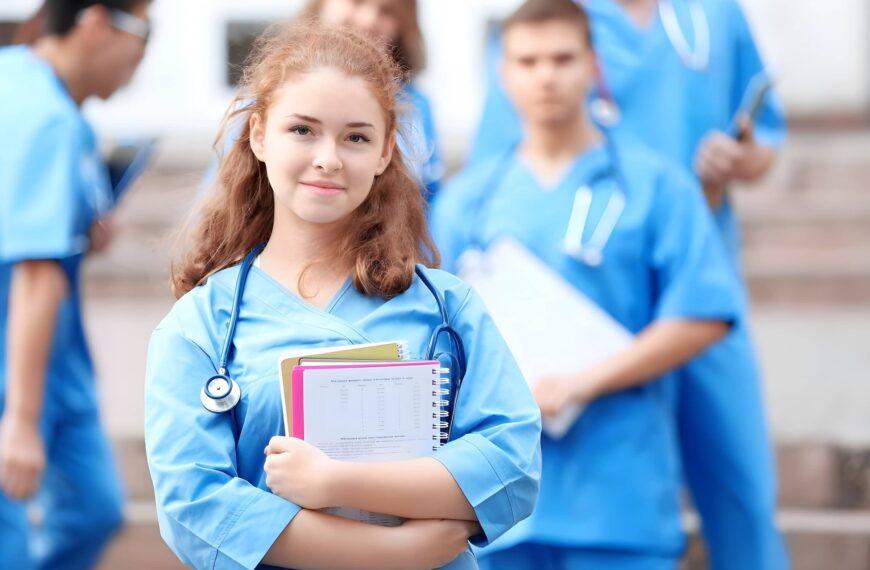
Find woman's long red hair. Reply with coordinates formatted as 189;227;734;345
171;21;438;299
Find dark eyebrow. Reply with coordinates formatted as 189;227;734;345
286;114;374;129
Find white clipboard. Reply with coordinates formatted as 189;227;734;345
459;238;633;439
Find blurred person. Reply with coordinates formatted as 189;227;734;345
204;0;442;201
0;1;151;568
145;22;540;570
466;2;789;567
304;0;442;198
431;1;743;567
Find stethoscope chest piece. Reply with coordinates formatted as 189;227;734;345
590;97;621;128
201;373;242;413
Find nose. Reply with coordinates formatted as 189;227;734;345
312;139;343;173
536;60;558;84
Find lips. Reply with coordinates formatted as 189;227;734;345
299;181;346;196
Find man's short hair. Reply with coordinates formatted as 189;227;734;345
503;0;593;48
42;0;148;36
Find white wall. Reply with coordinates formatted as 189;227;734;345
3;0;869;159
741;0;870;116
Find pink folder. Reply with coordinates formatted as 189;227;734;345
290;361;440;439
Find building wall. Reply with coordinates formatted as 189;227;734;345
2;0;868;156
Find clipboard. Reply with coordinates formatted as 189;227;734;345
459;238;633;439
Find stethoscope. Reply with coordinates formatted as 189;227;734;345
200;243;468;439
466;116;628;268
578;0;711;127
658;0;710;71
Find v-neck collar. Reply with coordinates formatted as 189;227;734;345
592;0;663;38
513;143;609;193
249;265;354;316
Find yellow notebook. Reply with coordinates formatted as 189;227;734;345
278;340;409;433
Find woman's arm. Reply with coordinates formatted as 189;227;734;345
262;509;476;570
534;319;728;417
0;260;67;499
265;438;476;521
267;285;541;544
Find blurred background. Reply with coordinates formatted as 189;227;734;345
2;0;868;568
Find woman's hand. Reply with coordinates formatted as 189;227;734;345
395;518;480;570
264;436;338;509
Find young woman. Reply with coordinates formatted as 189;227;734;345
205;0;442;201
432;1;742;568
145;22;541;570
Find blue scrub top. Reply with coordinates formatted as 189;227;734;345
399;83;444;200
0;46;112;415
145;266;541;570
431;140;743;556
468;0;786;259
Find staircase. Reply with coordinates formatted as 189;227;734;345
79;129;870;569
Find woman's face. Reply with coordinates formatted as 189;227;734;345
250;67;394;227
317;0;402;44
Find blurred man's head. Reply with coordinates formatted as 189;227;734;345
38;0;151;100
501;0;596;128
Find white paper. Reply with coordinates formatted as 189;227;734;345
459;238;633;439
300;363;442;526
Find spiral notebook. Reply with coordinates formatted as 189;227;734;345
278;340;409;434
290;360;451;526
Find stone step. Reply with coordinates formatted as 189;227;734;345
97;501;870;570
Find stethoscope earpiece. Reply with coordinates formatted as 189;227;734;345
201;373;242;414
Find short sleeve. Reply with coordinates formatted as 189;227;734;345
649;166;744;323
0;113;85;263
145;320;301;570
432;287;542;546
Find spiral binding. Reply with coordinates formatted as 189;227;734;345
431;365;451;450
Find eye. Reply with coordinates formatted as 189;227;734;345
289;125;313;136
348;133;371;144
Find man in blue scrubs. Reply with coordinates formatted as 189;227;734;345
0;1;151;568
466;1;789;568
432;0;746;567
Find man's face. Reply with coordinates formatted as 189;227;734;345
82;3;150;100
501;19;595;127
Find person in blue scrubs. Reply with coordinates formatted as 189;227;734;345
466;2;789;568
203;0;443;201
0;1;151;569
431;1;742;567
145;22;540;570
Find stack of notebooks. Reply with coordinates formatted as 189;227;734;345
278;341;451;525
